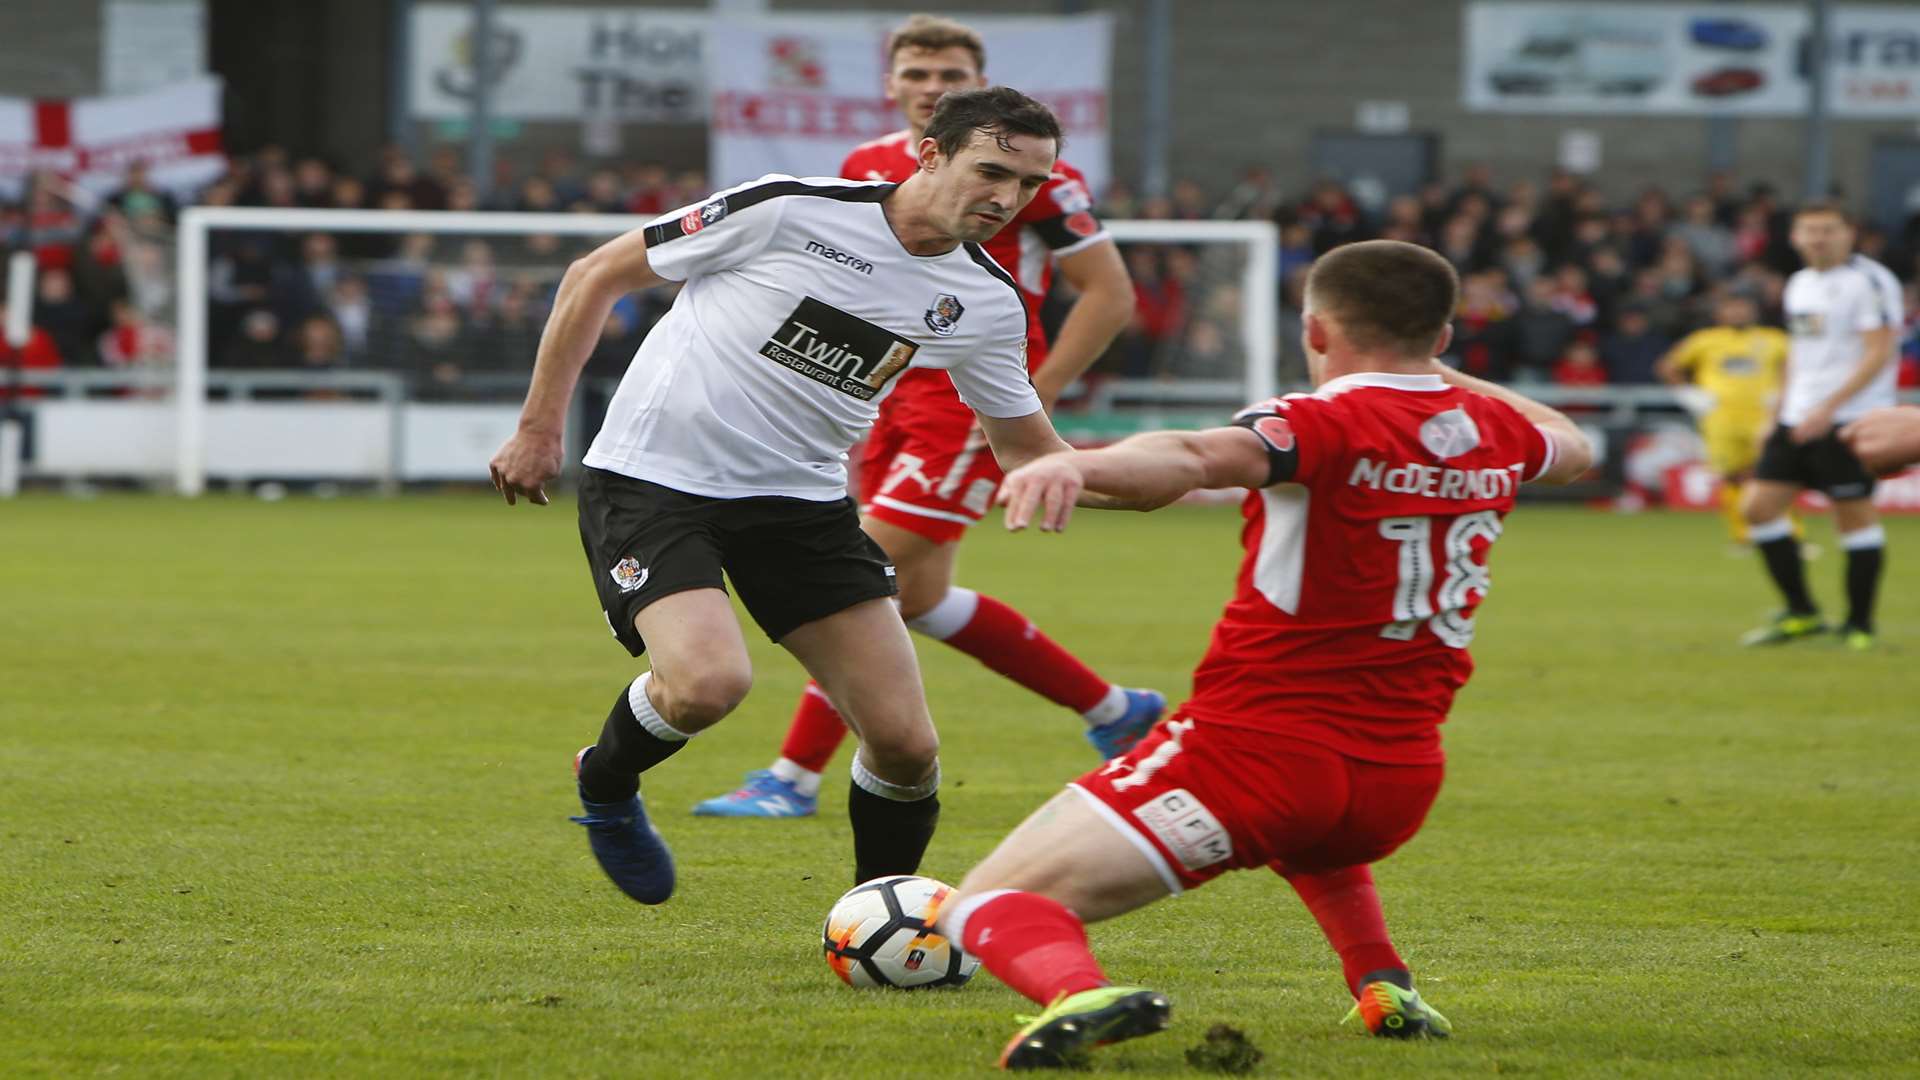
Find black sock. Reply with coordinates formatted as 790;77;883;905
1358;967;1414;992
1845;545;1884;632
577;682;685;803
848;781;940;884
1756;536;1816;615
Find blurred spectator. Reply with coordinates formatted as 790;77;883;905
97;298;172;369
365;234;435;317
221;308;284;368
328;276;376;361
1169;178;1210;221
1296;180;1363;254
295;313;347;370
1672;194;1736;278
24;173;84;269
271;232;344;324
407;290;469;398
368;147;446;210
33;267;93;366
1600;306;1671;385
1552;339;1608;387
293;157;335;207
1448;270;1517;380
473;277;546;372
1507;277;1576;381
444;239;499;313
107;160;178;225
1548;264;1598;329
1214;165;1281;222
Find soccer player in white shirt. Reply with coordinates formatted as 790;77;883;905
489;88;1077;903
1741;202;1902;649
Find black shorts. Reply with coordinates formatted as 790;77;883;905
577;467;898;657
1754;426;1877;500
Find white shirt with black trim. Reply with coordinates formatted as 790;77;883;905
583;173;1040;501
1780;255;1902;425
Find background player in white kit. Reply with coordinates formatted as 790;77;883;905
488;88;1077;903
1740;202;1902;650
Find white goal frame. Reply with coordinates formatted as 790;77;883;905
173;207;1277;497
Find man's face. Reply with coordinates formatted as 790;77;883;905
1718;296;1756;328
1790;211;1853;267
886;46;985;131
916;128;1055;244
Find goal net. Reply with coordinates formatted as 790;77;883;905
39;209;1277;494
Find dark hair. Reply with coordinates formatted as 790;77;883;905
1305;240;1460;356
924;87;1062;162
887;14;986;71
1794;199;1853;225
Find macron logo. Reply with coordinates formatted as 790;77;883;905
805;239;874;275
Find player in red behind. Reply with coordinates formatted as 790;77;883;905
694;15;1152;819
928;241;1595;1069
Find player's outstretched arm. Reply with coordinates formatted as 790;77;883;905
1433;363;1595;484
997;427;1271;533
488;228;668;506
1842;404;1920;474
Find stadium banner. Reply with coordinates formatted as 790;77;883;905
705;14;1113;194
0;77;225;199
1828;7;1920;117
1463;3;1920;116
409;5;709;123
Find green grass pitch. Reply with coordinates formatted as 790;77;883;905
3;495;1916;1077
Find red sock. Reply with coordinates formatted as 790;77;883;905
1283;865;1406;996
944;593;1110;714
958;891;1109;1005
777;682;850;774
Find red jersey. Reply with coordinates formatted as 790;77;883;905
839;131;1108;414
1185;371;1556;765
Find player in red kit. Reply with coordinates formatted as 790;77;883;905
927;241;1595;1069
695;15;1152;819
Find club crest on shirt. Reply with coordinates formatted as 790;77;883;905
1788;312;1825;336
1419;407;1481;460
924;293;965;337
680;199;727;236
1252;415;1295;453
609;557;649;593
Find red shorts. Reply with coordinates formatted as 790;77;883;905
857;372;1004;544
1069;713;1444;891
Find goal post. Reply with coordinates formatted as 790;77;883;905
170;207;1280;497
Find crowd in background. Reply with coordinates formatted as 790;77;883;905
1105;163;1920;389
3;145;1920;400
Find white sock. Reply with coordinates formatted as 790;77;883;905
1840;525;1886;551
850;753;940;801
938;888;1016;943
904;587;980;640
1748;517;1794;544
630;672;694;741
769;757;823;797
1082;685;1128;726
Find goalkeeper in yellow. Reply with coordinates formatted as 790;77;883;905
1658;292;1789;544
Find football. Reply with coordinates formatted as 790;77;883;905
822;875;979;989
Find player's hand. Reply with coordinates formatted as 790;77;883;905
1790;407;1835;445
997;454;1083;533
1840;405;1920;475
489;428;563;506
